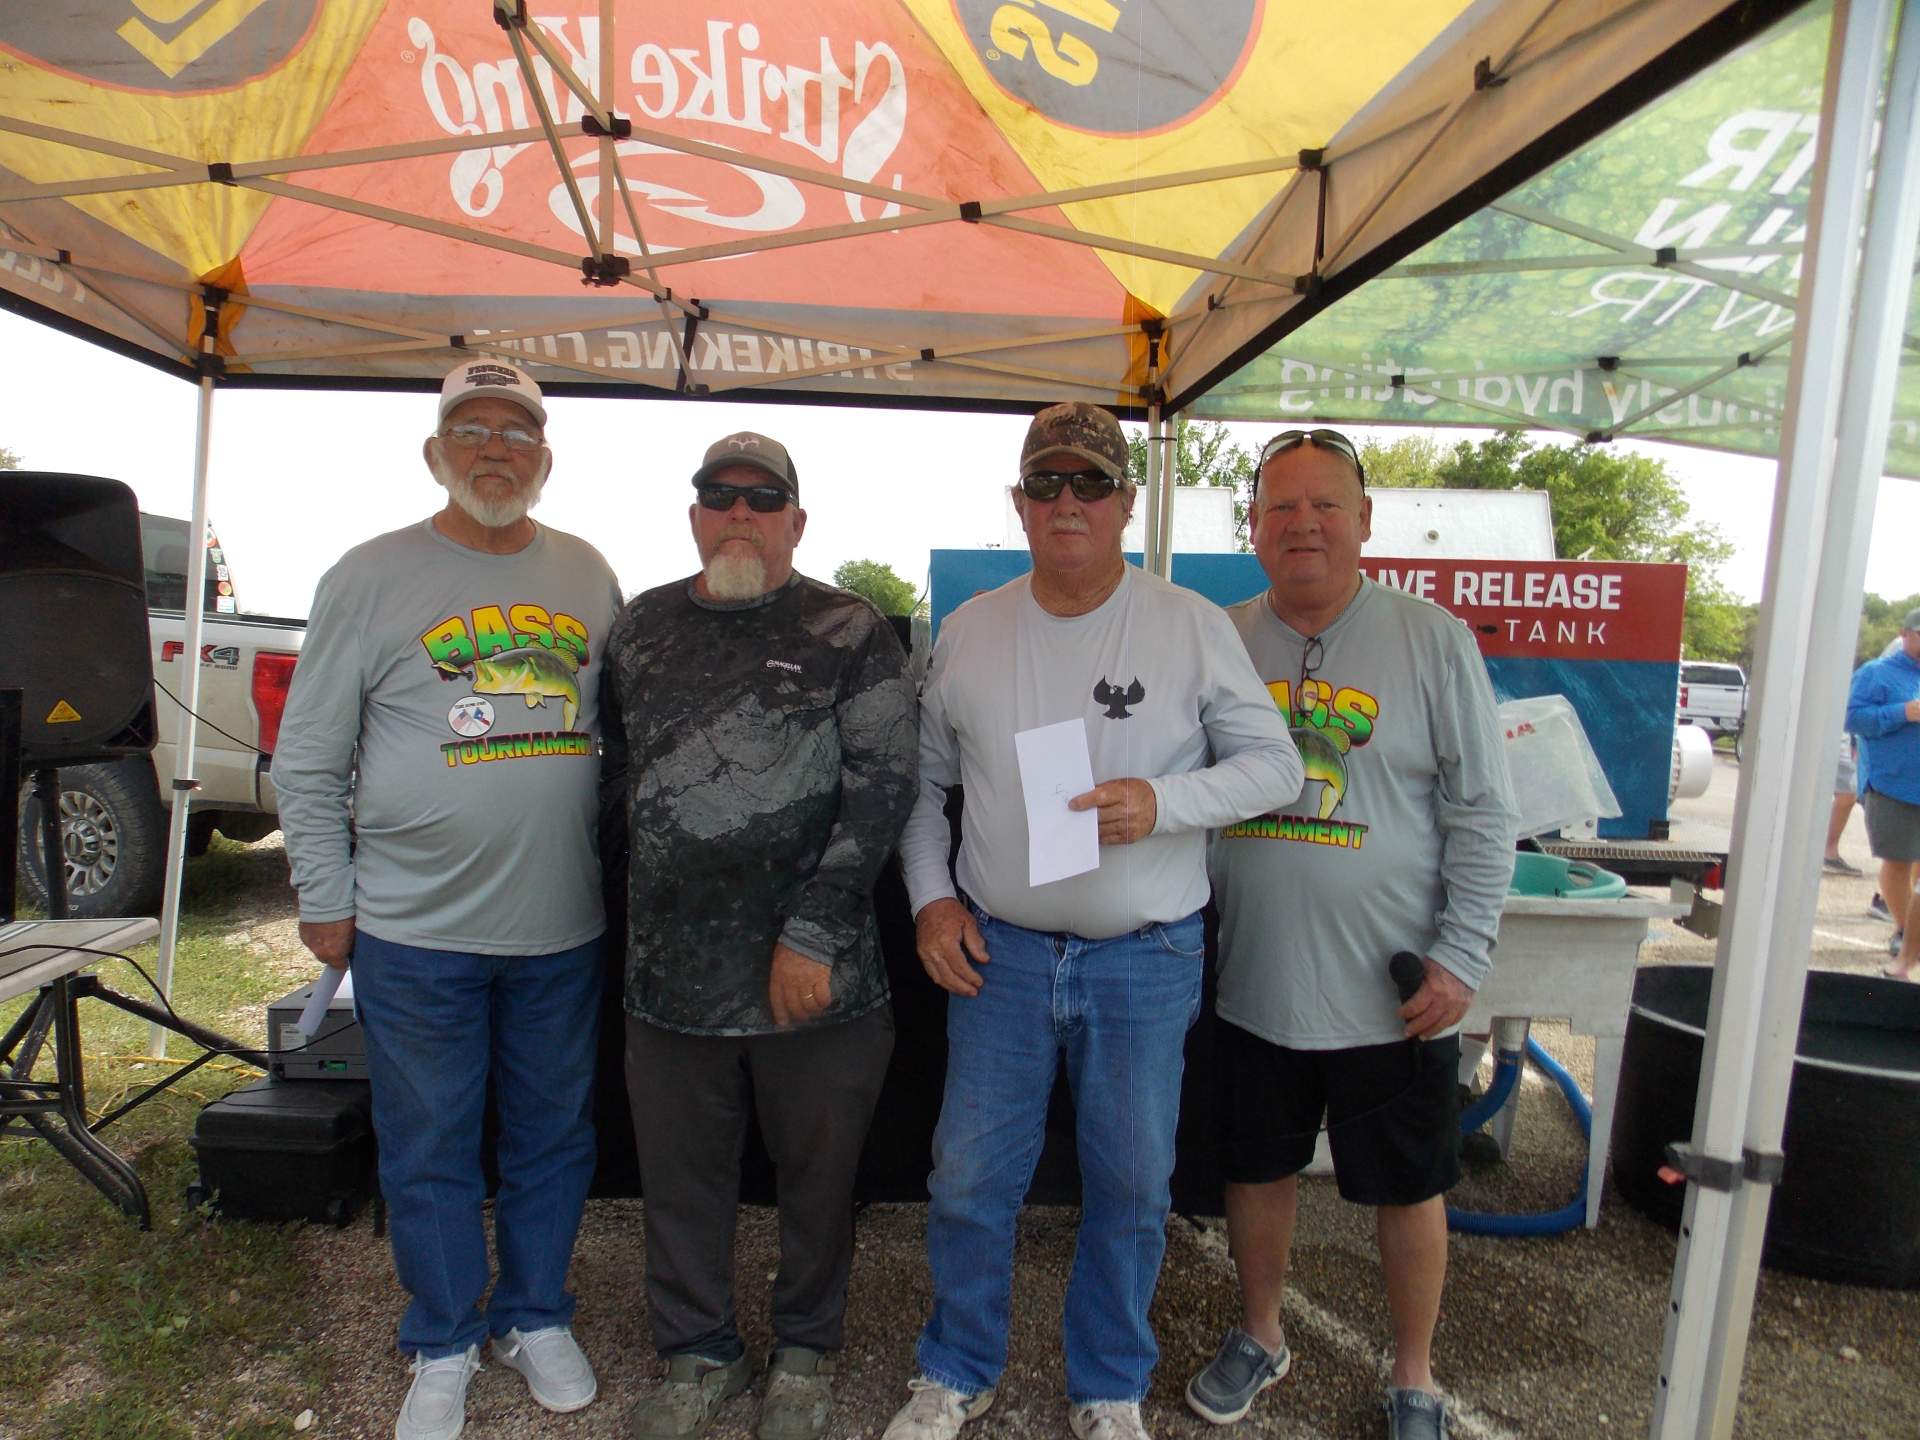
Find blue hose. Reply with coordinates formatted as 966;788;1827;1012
1446;1036;1593;1237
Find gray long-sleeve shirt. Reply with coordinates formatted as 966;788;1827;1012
902;566;1303;938
274;519;622;954
601;574;918;1035
1211;578;1518;1049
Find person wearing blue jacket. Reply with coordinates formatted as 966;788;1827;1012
1846;607;1920;980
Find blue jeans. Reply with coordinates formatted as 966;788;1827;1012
916;905;1204;1404
352;930;602;1359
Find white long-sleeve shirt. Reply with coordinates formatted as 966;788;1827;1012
902;566;1302;938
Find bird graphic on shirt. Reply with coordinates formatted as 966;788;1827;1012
1093;677;1146;719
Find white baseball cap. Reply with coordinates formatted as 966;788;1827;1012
438;358;546;428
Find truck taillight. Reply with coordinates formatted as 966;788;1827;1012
1679;684;1689;708
252;652;299;755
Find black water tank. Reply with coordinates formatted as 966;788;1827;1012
1611;965;1920;1288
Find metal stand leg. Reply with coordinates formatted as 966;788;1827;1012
46;972;150;1227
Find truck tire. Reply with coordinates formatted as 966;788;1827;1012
16;761;168;918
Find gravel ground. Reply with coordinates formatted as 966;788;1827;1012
286;925;1920;1439
261;765;1919;1439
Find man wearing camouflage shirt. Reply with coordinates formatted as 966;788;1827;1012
602;431;917;1440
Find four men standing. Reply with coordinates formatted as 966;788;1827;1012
282;378;1525;1440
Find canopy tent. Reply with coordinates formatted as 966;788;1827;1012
0;2;1803;412
1192;2;1920;478
4;5;1917;1439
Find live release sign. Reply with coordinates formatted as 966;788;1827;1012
1362;558;1687;663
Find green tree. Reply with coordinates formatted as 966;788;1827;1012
1358;429;1745;660
1858;592;1920;665
833;558;922;616
1125;417;1258;549
0;445;19;469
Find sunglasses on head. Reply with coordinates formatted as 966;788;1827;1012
1258;428;1366;488
695;482;792;513
1020;469;1124;503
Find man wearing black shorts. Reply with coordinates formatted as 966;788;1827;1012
1846;607;1920;981
1189;431;1518;1440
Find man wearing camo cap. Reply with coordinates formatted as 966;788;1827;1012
883;403;1302;1440
601;430;918;1440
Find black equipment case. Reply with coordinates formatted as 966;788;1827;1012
188;1077;378;1226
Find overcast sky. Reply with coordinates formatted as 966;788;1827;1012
3;306;1914;619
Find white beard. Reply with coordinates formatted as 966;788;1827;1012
704;549;769;600
432;450;546;529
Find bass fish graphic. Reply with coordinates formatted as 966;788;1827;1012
440;646;582;730
1292;725;1351;820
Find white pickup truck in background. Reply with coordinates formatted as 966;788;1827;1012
17;514;304;917
1676;659;1748;749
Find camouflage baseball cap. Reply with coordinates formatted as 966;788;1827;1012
1020;402;1128;482
692;430;799;502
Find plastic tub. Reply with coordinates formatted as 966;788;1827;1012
1510;852;1627;900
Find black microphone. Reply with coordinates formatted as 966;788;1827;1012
1389;951;1426;1005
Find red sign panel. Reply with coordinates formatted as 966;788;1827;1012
1360;558;1687;663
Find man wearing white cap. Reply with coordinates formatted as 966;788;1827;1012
276;358;623;1440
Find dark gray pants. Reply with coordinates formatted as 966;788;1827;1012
624;1007;894;1358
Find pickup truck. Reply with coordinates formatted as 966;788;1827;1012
1677;660;1748;745
16;514;304;917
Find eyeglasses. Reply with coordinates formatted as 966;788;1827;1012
441;422;545;453
1020;469;1124;503
1259;429;1366;488
695;482;792;513
1296;635;1325;723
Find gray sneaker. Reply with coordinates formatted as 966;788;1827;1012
493;1326;596;1413
1185;1328;1291;1425
1383;1387;1450;1439
880;1376;996;1440
1069;1400;1152;1440
396;1345;480;1440
758;1346;836;1440
630;1352;754;1440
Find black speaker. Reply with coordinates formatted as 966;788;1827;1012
0;472;156;766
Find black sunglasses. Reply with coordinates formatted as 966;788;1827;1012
1296;635;1325;723
695;482;792;513
1259;428;1367;488
1020;469;1124;503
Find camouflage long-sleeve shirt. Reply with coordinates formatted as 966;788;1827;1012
600;574;918;1034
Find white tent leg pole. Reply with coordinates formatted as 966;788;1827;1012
1142;406;1162;571
148;368;216;1058
1648;0;1898;1433
1696;4;1920;1432
1155;408;1178;578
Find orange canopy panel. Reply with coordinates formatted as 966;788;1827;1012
0;1;1792;410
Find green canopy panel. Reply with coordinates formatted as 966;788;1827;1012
1191;2;1920;478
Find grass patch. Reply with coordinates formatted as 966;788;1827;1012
3;837;332;1439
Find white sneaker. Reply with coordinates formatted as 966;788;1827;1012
493;1325;598;1412
880;1376;996;1440
1069;1400;1152;1440
396;1345;480;1440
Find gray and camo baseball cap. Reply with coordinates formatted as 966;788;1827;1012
1020;402;1128;482
692;430;799;502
